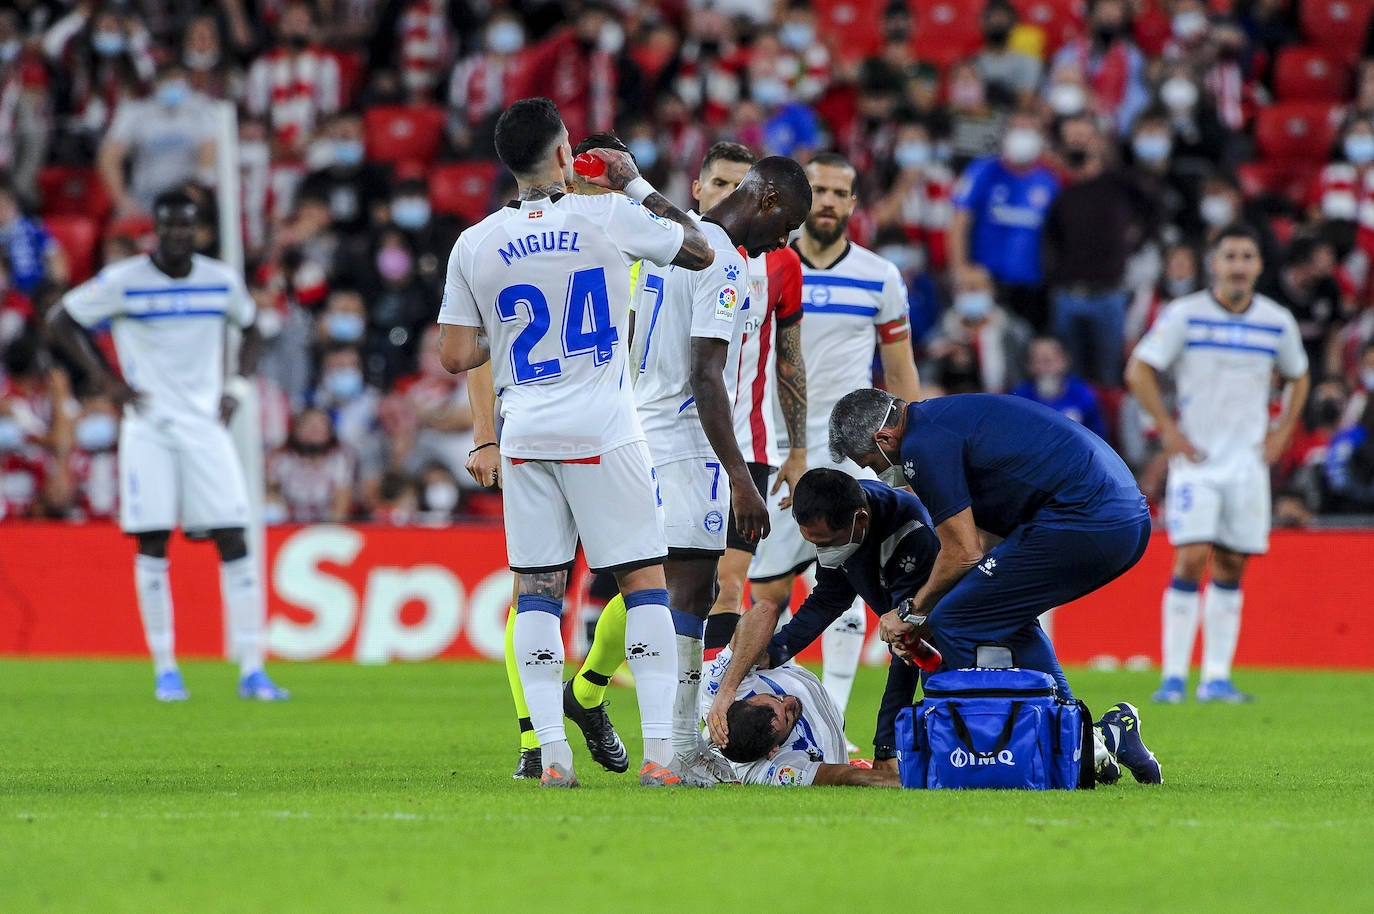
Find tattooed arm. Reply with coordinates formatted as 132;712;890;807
772;320;807;508
579;148;715;271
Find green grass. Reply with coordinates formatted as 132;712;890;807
2;661;1371;913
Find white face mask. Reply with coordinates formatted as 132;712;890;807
1172;11;1208;41
1002;128;1043;165
1361;368;1374;392
75;413;119;452
1345;134;1374;165
1200;194;1234;227
815;511;863;568
1160;76;1199;111
1047;82;1087;116
426;482;459;513
487;21;524;55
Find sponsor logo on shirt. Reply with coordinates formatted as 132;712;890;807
977;556;998;577
769;765;802;786
724;263;741;281
715;286;738;322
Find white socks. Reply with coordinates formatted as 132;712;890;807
672;634;704;758
1201;583;1243;683
221;556;265;678
512;606;568;758
821;600;866;715
623;596;676;767
134;555;176;674
1160;582;1201;680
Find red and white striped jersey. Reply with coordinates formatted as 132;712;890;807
731;246;803;467
1307;162;1374;224
244;47;341;152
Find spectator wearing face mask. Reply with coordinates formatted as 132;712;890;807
1010;336;1107;441
43;3;156;153
1154;63;1232;170
244;1;341;178
1050;0;1149;137
0;332;74;520
59;389;121;521
946;61;1007;169
1128;242;1202;350
416;461;463;524
922;266;1032;395
391;324;475;486
385;177;460;297
1188;171;1278;272
1308;118;1374;259
1127;106;1193;233
445;11;529;155
97;62;215;217
0;175;67;296
266;406;356;524
949;109;1058;332
1043;115;1158;386
361;228;429;384
873;119;953;271
975;0;1041;106
0;9;50;206
308;340;381;455
298;112;394;240
1259;235;1347;382
1323;394;1374;512
179;13;242;101
371;469;419;526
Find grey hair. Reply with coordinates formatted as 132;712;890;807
829;388;899;463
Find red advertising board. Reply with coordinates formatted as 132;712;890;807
1;523;1370;669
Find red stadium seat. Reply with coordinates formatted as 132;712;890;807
1237;162;1318;207
104;214;156;252
912;0;987;66
44;215;100;284
1300;0;1374;61
1254;102;1340;162
814;0;886;63
363;105;445;168
1273;46;1352;102
37;166;113;224
429;161;503;226
1010;0;1086;56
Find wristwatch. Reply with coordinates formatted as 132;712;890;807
873;745;898;761
895;600;927;627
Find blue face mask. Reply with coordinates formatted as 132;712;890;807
157;79;190;108
93;32;126;56
325;312;365;342
955;291;994;320
779;22;815;51
1132;133;1171;163
75;414;119;452
333;139;365;167
324;366;364;401
894;141;932;170
0;417;23;451
1345;134;1374;165
627;138;659;170
391;197;431;229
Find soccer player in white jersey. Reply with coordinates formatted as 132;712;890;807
1127;224;1310;704
748;152;922;734
435;98;716;788
630;155;812;783
702;648;898;787
49;189;288;702
686;143;810;672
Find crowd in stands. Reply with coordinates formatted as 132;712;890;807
4;0;1374;525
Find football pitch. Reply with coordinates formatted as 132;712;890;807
2;661;1371;913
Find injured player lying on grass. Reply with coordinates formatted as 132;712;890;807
701;649;899;787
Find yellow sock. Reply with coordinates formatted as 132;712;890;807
505;605;539;752
571;593;628;709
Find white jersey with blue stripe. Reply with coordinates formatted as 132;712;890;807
61;253;255;421
704;652;848;787
785;240;909;459
1132;290;1307;466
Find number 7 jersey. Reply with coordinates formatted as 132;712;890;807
437;193;685;460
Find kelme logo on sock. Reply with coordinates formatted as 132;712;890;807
526;649;560;666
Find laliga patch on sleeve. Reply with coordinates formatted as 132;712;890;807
628;199;673;230
715;285;739;322
767;765;803;786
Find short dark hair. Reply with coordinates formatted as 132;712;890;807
720;700;784;764
805;152;857;194
1210;222;1262;251
152;188;198;218
701;141;756;176
754;155;813;213
494;98;564;176
574;132;630;158
792;468;866;531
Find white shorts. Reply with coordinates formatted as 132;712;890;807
119;413;250;533
657;456;729;555
1163;455;1270;554
502;440;667;573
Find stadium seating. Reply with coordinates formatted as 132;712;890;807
1009;0;1086;57
1254;101;1341;163
428;161;502;225
1299;0;1374;61
37;166;113;224
104;214;156;251
813;0;886;63
1273;46;1353;102
44;215;100;284
912;0;987;66
1236;161;1317;207
362;105;446;169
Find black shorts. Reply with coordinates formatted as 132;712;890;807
725;462;775;554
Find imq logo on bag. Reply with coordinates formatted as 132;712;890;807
949;747;1016;768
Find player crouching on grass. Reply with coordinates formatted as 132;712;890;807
50;189;288;702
